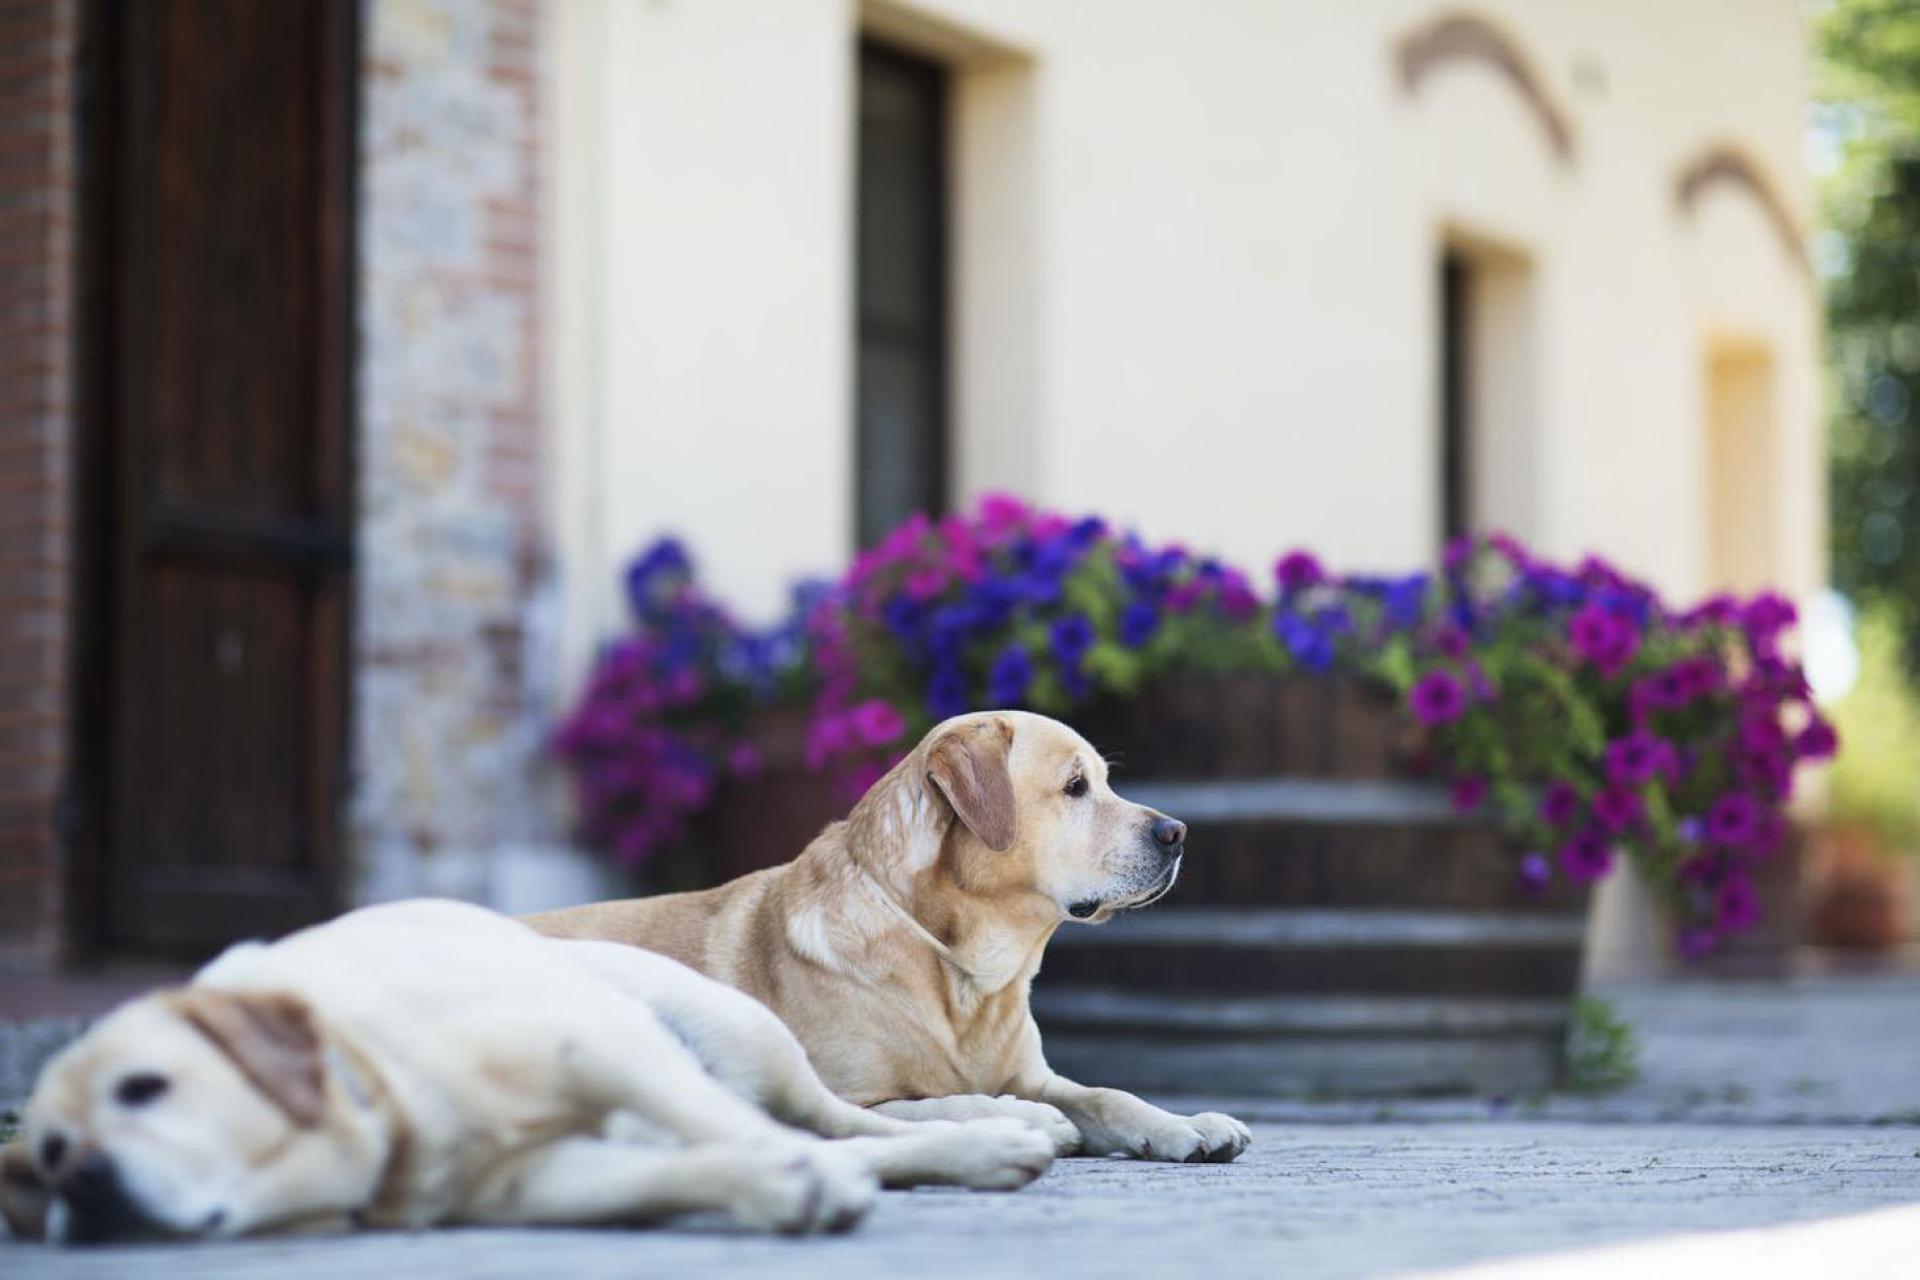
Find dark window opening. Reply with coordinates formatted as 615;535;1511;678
1439;250;1472;544
855;41;949;548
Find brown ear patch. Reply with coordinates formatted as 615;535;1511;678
172;988;326;1128
927;716;1018;852
0;1137;49;1241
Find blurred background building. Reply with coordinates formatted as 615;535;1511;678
1;1;1822;972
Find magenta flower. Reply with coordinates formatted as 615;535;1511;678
1274;550;1326;593
1605;730;1676;788
1558;829;1614;883
1441;535;1475;573
848;698;908;747
1567;604;1640;677
1539;781;1581;828
1591;785;1644;834
1410;670;1467;725
1451;775;1488;812
1795;716;1838;761
804;712;854;770
1714;873;1761;931
904;567;949;601
1706;793;1760;848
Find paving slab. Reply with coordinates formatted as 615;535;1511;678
3;1122;1917;1279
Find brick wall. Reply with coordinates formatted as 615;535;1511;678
354;0;571;905
0;0;77;969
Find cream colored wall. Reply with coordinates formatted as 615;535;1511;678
549;0;1815;634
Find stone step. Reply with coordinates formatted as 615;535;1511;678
1048;907;1588;949
1124;777;1467;825
1031;988;1572;1038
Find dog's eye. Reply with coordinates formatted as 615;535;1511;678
1064;776;1088;798
115;1073;170;1108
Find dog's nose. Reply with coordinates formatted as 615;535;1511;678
59;1151;159;1244
1151;817;1187;849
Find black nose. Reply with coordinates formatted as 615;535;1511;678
59;1152;161;1245
1151;817;1187;849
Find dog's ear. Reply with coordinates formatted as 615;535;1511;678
927;716;1018;852
173;989;326;1128
0;1136;49;1241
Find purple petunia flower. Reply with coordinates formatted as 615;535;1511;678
1795;716;1838;761
1451;775;1488;812
1591;785;1644;834
1605;730;1676;788
1539;781;1581;828
1566;604;1640;678
1706;792;1760;848
1558;829;1614;883
1050;613;1096;665
1119;599;1160;648
1409;669;1467;725
1274;550;1326;594
1276;611;1338;674
926;664;970;720
1715;873;1761;932
1518;851;1552;896
988;643;1034;705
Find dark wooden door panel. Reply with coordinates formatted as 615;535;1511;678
86;0;356;953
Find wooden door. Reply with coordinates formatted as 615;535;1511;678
79;0;357;953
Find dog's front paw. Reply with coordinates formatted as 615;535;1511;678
941;1118;1058;1189
994;1096;1084;1156
1123;1111;1252;1164
733;1147;877;1235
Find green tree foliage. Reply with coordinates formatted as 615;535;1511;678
1822;0;1920;675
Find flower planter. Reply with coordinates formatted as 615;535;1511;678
1032;673;1592;1097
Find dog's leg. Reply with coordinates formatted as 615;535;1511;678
460;1136;867;1234
556;940;1054;1188
1033;1075;1251;1164
870;1096;1082;1156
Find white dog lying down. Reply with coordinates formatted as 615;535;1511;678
0;900;1055;1245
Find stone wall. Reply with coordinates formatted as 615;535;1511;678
356;0;601;910
0;0;78;968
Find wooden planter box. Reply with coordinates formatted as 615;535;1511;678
681;676;1591;1097
1037;674;1591;1097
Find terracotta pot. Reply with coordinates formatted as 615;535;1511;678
1811;824;1908;951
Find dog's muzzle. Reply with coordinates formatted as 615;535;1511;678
55;1154;170;1246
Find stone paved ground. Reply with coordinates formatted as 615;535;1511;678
4;972;1919;1277
3;1123;1918;1279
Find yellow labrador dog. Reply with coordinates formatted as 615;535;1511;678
528;711;1251;1164
0;899;1053;1245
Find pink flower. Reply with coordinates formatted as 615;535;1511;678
804;713;854;770
1410;670;1467;726
1539;781;1581;828
1795;716;1838;761
1714;874;1761;932
1274;550;1326;593
1590;785;1644;834
849;698;908;748
1558;829;1614;883
904;568;949;601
